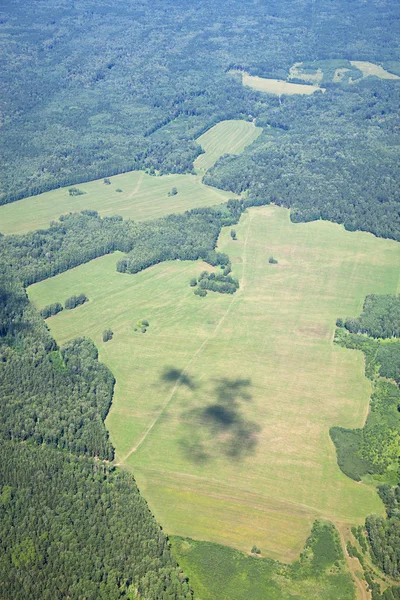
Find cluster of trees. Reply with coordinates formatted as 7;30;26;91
65;293;88;310
68;187;86;197
205;78;400;241
344;295;400;338
192;270;239;295
102;329;113;342
366;484;400;580
1;0;400;252
331;299;400;592
0;249;193;596
0;280;114;459
331;332;400;481
0;441;191;600
40;302;63;319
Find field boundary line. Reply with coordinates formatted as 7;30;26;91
116;212;253;466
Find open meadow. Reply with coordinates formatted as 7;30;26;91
194;120;261;173
238;71;325;95
27;205;400;561
0;171;234;236
0;119;263;236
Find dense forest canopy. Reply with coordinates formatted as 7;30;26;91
1;0;400;597
1;0;400;244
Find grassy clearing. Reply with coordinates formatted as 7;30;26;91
350;61;400;80
27;205;400;560
238;71;324;95
170;523;355;600
194;120;261;173
0;171;236;236
289;62;324;84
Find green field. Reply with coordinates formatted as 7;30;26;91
194;120;261;173
0;119;262;236
170;527;355;600
27;205;400;561
0;171;235;236
237;70;325;95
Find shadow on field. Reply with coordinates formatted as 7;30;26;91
178;377;261;463
161;367;197;390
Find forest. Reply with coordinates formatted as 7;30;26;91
1;0;400;243
330;297;400;591
1;0;400;597
0;193;264;597
0;226;201;595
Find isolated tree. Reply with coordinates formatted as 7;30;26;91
102;329;113;342
103;178;111;185
189;277;197;287
230;229;237;240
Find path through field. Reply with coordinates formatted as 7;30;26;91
28;205;400;560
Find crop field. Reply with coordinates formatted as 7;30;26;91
194;120;261;173
27;205;400;561
239;71;324;95
0;171;235;236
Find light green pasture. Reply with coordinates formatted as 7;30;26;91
28;206;400;560
0;171;235;236
194;120;261;173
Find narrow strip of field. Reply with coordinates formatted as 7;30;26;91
194;120;262;173
237;70;325;95
0;171;235;236
28;205;400;560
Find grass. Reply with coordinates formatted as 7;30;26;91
27;205;400;561
194;120;261;173
170;521;355;600
237;70;324;95
0;171;235;236
350;61;400;80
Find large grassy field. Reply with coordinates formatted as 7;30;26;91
27;205;400;561
194;120;261;173
0;119;261;236
0;171;235;236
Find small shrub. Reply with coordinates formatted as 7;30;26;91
251;545;261;555
269;256;278;264
115;188;123;193
136;319;149;329
230;229;237;240
102;329;113;342
68;187;86;196
194;288;207;297
189;277;197;287
103;178;111;184
167;187;178;197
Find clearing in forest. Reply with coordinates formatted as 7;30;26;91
194;120;261;173
0;171;235;236
236;70;325;95
350;61;400;80
28;205;400;561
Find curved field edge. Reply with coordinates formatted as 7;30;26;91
0;170;235;236
194;120;262;172
170;522;355;600
0;119;261;236
27;205;400;561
